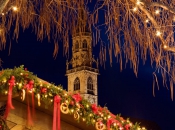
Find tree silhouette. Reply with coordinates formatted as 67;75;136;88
0;0;175;99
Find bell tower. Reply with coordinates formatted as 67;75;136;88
66;9;99;104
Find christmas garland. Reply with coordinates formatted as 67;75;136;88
0;65;146;130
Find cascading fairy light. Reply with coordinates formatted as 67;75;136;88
155;9;160;15
145;19;149;23
156;31;161;36
133;7;138;12
12;6;18;11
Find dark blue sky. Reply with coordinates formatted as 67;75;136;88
0;28;175;130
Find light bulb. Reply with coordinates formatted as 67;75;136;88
133;7;137;12
12;6;18;11
155;9;160;14
163;45;168;49
156;31;161;36
19;83;22;87
136;0;140;5
145;19;149;23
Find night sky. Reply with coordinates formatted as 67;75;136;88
0;28;175;130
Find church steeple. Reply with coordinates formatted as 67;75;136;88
66;10;99;104
71;32;93;68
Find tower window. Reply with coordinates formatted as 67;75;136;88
75;41;79;51
82;39;87;49
74;77;80;91
87;77;94;95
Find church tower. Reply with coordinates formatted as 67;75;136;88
66;10;99;104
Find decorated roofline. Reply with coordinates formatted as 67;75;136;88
0;65;146;130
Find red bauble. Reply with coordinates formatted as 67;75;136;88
41;87;47;93
70;101;74;106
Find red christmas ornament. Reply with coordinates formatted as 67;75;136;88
72;93;82;102
98;107;103;112
91;104;98;114
41;87;47;93
125;124;130;130
70;100;74;106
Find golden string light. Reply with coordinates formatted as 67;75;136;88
133;7;138;12
12;6;18;12
163;45;168;49
145;19;149;23
155;9;160;14
136;0;141;5
156;30;161;36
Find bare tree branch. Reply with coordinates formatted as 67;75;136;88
0;0;175;99
0;0;9;14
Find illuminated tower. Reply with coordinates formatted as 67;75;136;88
66;10;99;104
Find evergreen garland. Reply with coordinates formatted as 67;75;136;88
0;66;145;130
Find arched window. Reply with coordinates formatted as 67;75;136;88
74;77;80;91
87;77;94;94
75;41;79;51
82;39;87;49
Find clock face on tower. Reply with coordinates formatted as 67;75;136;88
88;95;96;104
